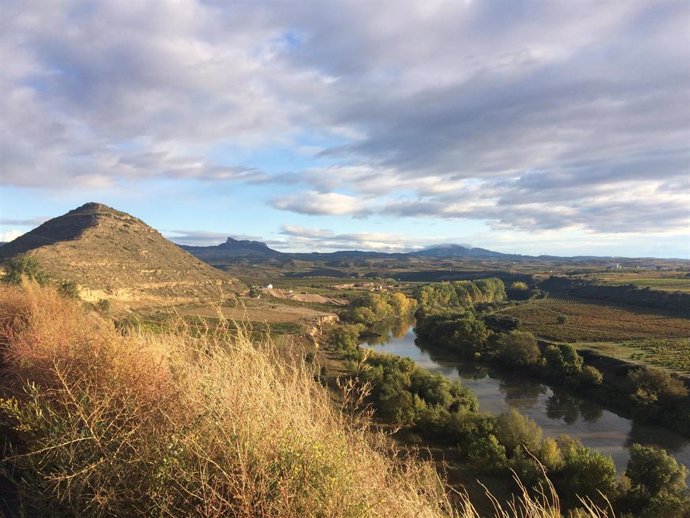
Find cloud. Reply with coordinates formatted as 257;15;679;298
2;0;688;238
278;224;443;252
164;230;230;246
0;217;46;226
272;191;371;217
165;230;271;246
0;230;24;242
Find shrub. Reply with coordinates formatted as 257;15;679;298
557;436;618;509
494;408;542;456
57;280;79;299
580;365;604;388
2;256;49;286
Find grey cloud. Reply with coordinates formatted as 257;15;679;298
0;217;47;226
3;0;688;235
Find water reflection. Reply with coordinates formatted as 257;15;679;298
499;378;545;412
362;323;690;474
546;391;582;424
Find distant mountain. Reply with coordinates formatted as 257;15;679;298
0;202;242;302
409;244;525;260
181;240;521;263
180;237;284;262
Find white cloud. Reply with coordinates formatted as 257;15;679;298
278;225;443;252
0;230;23;242
2;0;688;240
272;191;370;216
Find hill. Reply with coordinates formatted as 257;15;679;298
180;237;284;262
409;244;524;260
0;202;242;303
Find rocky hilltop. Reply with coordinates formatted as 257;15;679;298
0;203;242;303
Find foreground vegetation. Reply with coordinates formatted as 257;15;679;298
0;283;458;517
0;282;623;518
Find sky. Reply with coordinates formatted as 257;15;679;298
1;0;689;258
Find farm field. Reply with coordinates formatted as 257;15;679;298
591;272;690;293
174;296;335;324
500;297;690;373
580;338;690;374
500;297;690;342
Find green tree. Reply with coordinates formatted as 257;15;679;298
580;365;603;388
493;330;540;367
557;436;617;508
494;408;542;455
624;444;690;517
2;256;49;286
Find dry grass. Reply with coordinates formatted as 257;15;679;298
0;283;611;517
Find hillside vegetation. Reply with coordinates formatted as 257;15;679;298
0;283;618;517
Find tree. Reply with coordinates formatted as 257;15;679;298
580;365;603;388
624;443;689;517
494;408;542;455
628;366;688;406
494;330;540;367
2;256;49;286
557;436;617;509
510;281;529;291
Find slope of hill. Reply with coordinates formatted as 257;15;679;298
0;202;242;303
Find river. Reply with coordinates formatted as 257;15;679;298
362;324;690;474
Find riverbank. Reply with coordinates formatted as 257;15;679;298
363;325;690;475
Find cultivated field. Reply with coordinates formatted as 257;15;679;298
499;297;690;373
591;272;690;293
582;338;690;373
500;297;690;342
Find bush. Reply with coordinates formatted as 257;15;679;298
57;280;79;299
2;256;49;286
494;408;542;456
580;365;603;388
557;436;618;509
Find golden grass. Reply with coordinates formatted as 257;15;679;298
0;283;611;517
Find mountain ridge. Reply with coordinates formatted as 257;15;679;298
177;238;688;263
